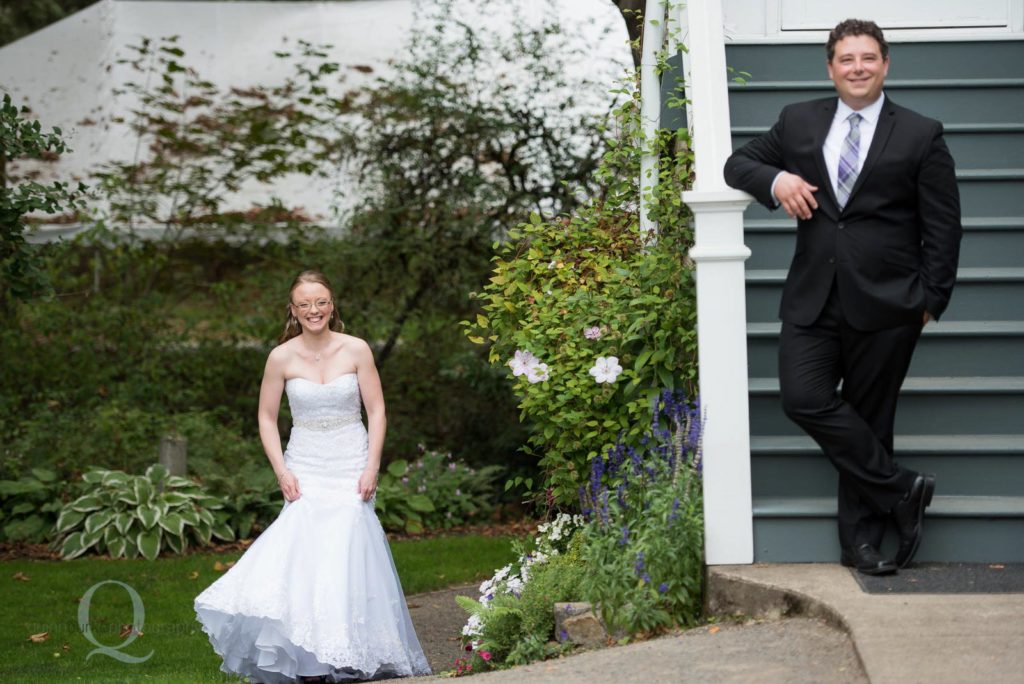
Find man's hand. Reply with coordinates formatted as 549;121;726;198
774;172;819;220
923;311;933;325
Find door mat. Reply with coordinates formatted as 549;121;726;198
851;563;1024;594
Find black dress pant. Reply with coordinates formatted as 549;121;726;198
778;282;924;552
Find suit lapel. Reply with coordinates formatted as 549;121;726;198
813;99;840;218
845;97;897;208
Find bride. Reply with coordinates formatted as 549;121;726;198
194;270;431;683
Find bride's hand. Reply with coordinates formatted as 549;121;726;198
277;469;301;502
357;468;378;501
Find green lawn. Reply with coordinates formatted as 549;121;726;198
0;534;515;683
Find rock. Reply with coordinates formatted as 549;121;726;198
554;602;608;648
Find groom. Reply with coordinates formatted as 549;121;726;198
724;19;962;574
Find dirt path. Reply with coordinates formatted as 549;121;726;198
405;583;479;675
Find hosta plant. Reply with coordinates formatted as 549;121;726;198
53;464;234;560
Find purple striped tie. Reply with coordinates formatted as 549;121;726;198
836;113;862;209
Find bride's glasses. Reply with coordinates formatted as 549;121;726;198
292;298;333;313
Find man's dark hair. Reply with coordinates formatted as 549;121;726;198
827;19;889;61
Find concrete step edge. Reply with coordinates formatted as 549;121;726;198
958;168;1024;180
746;267;1024;284
751;434;1024;455
747;320;1024;337
748;376;1024;394
744;216;1024;231
753;495;1024;518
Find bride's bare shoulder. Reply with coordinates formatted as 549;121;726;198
339;332;370;350
267;338;299;364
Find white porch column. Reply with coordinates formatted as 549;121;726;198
639;0;666;235
678;0;754;564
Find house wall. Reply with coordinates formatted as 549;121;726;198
0;0;629;231
721;0;1024;42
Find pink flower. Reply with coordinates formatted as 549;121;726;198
584;326;602;340
479;651;492;662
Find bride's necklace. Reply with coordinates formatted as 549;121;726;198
303;340;329;364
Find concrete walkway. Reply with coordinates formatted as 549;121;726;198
407;564;1024;683
708;564;1024;684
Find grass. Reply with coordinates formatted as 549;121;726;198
0;534;516;683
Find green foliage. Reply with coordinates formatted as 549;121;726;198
465;83;697;504
53;463;234;560
294;0;615;468
376;447;503;534
2;0;623;497
199;460;282;540
457;513;586;670
0;93;87;307
0;467;77;543
0;0;99;47
514;535;586;647
375;460;436;536
577;391;704;635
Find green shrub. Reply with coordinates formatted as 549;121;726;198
397;447;503;529
457;513;586;670
516;536;586;644
1;401;262;484
374;460;437;535
53;464;234;560
199;460;282;540
464;83;696;505
0;467;78;543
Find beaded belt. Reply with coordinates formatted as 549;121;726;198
292;414;362;431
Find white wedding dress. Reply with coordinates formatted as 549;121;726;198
194;374;431;682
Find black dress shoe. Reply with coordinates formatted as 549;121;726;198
840;543;897;576
893;473;936;568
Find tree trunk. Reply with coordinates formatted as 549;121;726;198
610;0;646;69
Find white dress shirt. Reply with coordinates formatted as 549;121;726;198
770;92;886;204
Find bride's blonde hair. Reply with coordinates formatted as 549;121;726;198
278;270;344;344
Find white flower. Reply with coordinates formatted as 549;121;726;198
584;326;602;340
508;349;539;377
462;614;483;638
526;362;550;384
493;565;511;582
589;356;623;384
506;576;524;595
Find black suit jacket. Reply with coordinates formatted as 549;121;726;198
724;96;963;330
